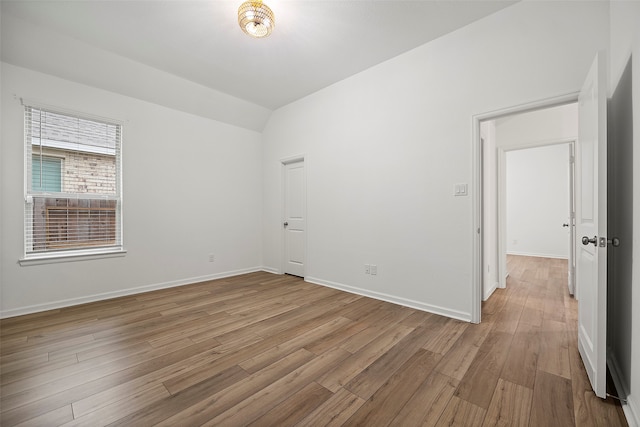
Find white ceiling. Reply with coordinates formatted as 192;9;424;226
1;0;516;110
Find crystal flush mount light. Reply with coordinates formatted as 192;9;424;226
238;0;275;38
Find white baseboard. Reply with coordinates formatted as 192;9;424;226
260;266;281;274
0;267;267;319
627;395;640;427
506;251;568;260
608;352;639;427
305;276;470;322
2;268;472;325
483;281;499;301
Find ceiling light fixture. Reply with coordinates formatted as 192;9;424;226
238;0;275;38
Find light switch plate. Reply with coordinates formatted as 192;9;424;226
454;183;468;196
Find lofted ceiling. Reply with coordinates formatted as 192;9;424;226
1;0;516;111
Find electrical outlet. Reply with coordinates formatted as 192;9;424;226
365;264;370;274
209;254;215;262
370;265;377;275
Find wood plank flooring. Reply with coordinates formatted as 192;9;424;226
0;256;628;426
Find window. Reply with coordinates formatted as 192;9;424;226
32;156;62;192
24;106;123;258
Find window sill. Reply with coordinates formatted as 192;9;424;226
19;248;127;266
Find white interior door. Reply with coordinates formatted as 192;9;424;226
283;160;305;277
575;52;607;398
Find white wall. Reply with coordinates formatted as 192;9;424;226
494;103;578;149
0;5;4;314
0;13;271;132
262;1;609;321
609;1;640;425
505;145;569;259
0;63;263;317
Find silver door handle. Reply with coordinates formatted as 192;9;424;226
582;236;597;246
608;237;621;247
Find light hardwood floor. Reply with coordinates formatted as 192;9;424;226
0;256;627;426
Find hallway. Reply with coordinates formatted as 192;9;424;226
480;255;627;426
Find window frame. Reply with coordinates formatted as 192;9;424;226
20;103;126;266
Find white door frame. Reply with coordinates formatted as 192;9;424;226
281;154;306;276
471;93;578;323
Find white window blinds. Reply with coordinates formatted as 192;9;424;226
24;106;123;255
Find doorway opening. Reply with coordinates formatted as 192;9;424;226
503;142;575;294
472;95;579;323
486;132;576;297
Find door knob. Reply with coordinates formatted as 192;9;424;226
283;221;288;227
562;223;569;227
608;237;621;247
582;236;597;246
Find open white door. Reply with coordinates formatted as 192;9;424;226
575;53;607;398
